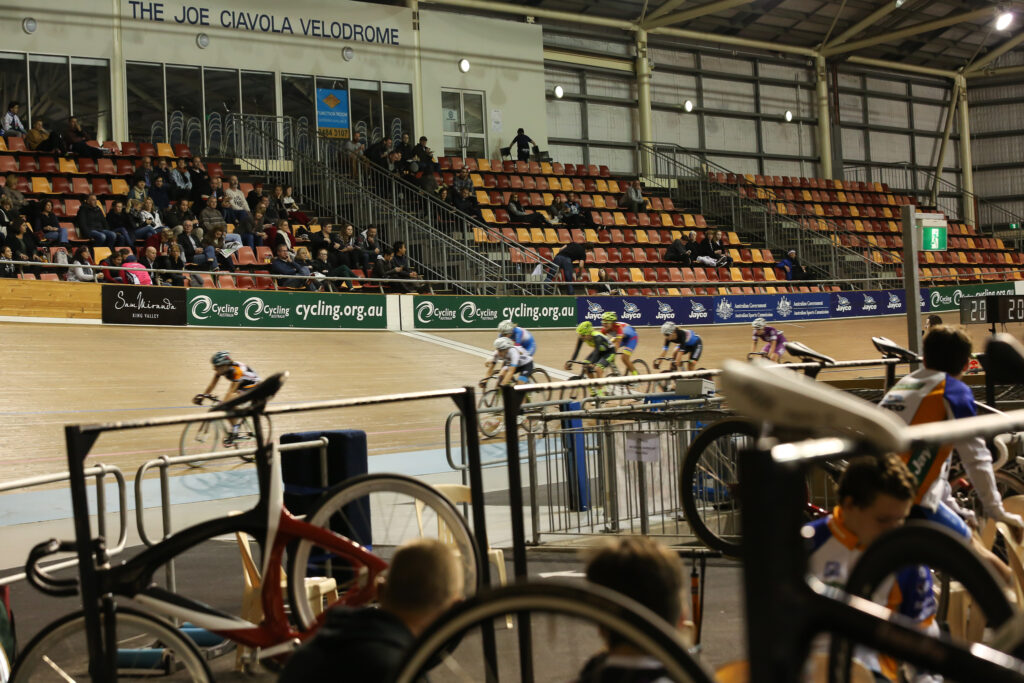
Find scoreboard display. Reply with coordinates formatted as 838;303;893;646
960;295;1024;325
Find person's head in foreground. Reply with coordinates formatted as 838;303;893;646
922;324;972;377
837;454;915;547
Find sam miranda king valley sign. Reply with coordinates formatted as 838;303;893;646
102;284;187;325
187;289;386;328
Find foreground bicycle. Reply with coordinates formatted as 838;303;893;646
15;375;483;682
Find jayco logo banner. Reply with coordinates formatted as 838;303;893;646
831;289;931;317
102;284;186;325
576;296;715;326
412;296;576;329
186;289;386;328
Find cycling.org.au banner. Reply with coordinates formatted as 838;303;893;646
186;289;386;328
412;296;577;329
831;289;930;318
576;296;715;326
927;283;1015;313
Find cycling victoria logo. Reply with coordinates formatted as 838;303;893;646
415;297;575;327
190;294;239;321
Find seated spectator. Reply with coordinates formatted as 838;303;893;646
411;136;437;171
374;241;430;293
357;225;383;271
393;132;413;160
594;268;622;296
310;223;340;264
145;228;176;257
100;249;127;283
246;181;264;211
707;230;732;266
265;218;298;253
311;246;355;292
249;207;270;244
149;176;171;211
777;249;809;281
200;227;238;272
188;157;212;204
1;102;26;138
694;229;729;268
65;117;103;159
107;200;139;245
169;159;192;201
620;180;647;213
78;194;123;247
177;219;202;264
268;185;287;220
281;185;310;225
577;536;694;682
366;136;393;169
199;195;227;234
269;242;314;290
67;246;96;282
34;200;68;247
128;178;149;204
562;192;592;228
133;156;155;189
341;130;364;157
507;195;548;227
279;539;463;683
163;198;198;237
0;245;17;278
154;158;173;186
2;174;27;218
155;242;186;286
663;236;693;266
224;176;250;218
453;187;483;221
333;223;360;268
5;220;42;271
26;119;64;152
437;185;452;205
452;168;474;196
137;198;164;241
0;196;15;237
138;245;158;273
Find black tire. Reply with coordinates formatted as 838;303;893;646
680;418;759;557
179;420;224;458
13;606;213;682
527;367;552;402
630;358;651;393
393;583;715;683
827;522;1017;683
477;389;504;438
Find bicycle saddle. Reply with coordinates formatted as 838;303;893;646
720;360;906;453
215;371;288;412
784;341;835;365
871;336;920;363
984;334;1024;385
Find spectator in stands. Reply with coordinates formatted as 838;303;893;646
694;230;728;268
270;242;314;290
357;225;383;270
100;249;126;283
546;242;586;295
245;182;264;211
67;246;95;282
620;180;647;213
310;247;352;292
453;187;483;221
281;186;310;225
562;192;591;228
65;117;103;159
371;246;404;293
199;227;238;272
199;195;227;233
594;268;622;296
177;219;202;264
267;185;286;219
393;132;413;160
342;130;364;157
437;185;452;205
0;245;17;278
207;176;226;204
1;102;26;138
129;178;148;204
154;158;172;185
509;127;535;162
366;136;393;169
5;220;41;270
0;196;12;238
392;241;430;293
507;195;547;227
150;176;171;211
453;168;474;196
132;198;162;241
133;157;156;189
25;119;63;152
663;236;692;266
280;539;462;683
155;242;186;286
188;156;212;203
549;195;569;225
411;136;436;171
576;537;694;682
310;223;340;264
107;200;138;245
777;249;809;281
34;200;68;247
332;223;360;269
224;176;249;215
266;218;300;253
163;198;197;236
78;194;122;247
925;314;943;335
138;245;158;275
145;228;175;257
2;174;27;218
169;159;193;201
708;229;732;266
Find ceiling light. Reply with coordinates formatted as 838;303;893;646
894;0;905;7
683;100;694;112
195;32;210;49
996;11;1014;30
22;17;37;34
458;59;471;73
342;46;355;62
553;85;564;99
785;110;794;122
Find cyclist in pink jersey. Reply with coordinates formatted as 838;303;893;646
750;317;787;362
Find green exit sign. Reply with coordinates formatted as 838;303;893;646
1011;223;1019;230
922;225;947;251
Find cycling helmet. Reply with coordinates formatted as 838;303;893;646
660;322;677;336
601;312;617;323
752;317;766;330
497;320;516;335
211;350;232;366
576;321;594;336
494;337;514;351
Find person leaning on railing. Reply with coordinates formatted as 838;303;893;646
67;246;95;282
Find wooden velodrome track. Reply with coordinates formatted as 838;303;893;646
2;315;1019;483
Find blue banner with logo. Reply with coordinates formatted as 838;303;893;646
577;296;716;327
316;88;350;138
712;292;831;324
831;289;930;318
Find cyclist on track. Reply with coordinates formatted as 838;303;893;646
195;350;260;446
485;337;535;387
751;317;787;363
655;322;702;371
497;319;536;356
599;312;641;376
566;321;616;379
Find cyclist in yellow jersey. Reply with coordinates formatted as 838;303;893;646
566;321;616;379
195;350;261;445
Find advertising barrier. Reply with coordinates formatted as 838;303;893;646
928;283;1015;313
412;296;577;329
101;284;187;326
711;292;832;324
577;296;715;326
831;289;930;318
186;289;387;328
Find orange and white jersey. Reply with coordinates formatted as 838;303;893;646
224;361;260;387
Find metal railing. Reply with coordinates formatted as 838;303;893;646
221;113;543;295
637;142;895;290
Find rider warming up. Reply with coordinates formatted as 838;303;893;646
195;351;260;446
656;322;703;371
566;321;616;379
751;317;787;363
599;312;640;375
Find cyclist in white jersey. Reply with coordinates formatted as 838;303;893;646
488;337;534;386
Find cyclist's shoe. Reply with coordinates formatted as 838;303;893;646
223;430;242;447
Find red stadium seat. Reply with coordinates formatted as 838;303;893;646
18;156;37;173
120;142;139;156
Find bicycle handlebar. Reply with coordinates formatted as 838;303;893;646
27;539;81;597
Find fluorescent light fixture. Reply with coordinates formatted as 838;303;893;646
458;59;471;73
785;110;794;122
553;85;564;99
894;0;905;7
996;11;1014;30
683;100;694;112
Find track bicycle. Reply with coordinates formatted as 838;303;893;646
563;353;652;398
14;374;483;682
179;394;257;460
477;370;545;438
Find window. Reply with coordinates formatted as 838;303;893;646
126;62;165;143
382;82;413;141
203;68;238;155
241;70;275;116
350;79;382;144
441;89;486;158
165;65;202;151
0;53;28;122
29;55;70;129
282;74;315;153
71;58;111;143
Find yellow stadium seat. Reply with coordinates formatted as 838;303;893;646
802;190;812;201
750;249;763;263
684;214;696;228
59;158;79;174
542;193;555;206
589;268;600;282
585;229;600;243
729;248;742;263
540;162;553;175
613;213;627;226
481;209;497;223
665;287;681;295
744;174;756;184
473;227;488;243
516;228;531;242
813;204;824;216
629;268;644;282
0;138;6;151
657;214;670;227
593;195;606;209
559;178;573;192
309;224;322;233
31;177;52;194
93;246;112;263
226;223;235;233
477;159;491;171
635;230;649;244
881;207;892;218
836;192;847;203
763;267;776;281
111;178;130;195
764;287;777;294
156;143;175;158
470;173;484;187
670;230;682;242
728;231;741;244
776;202;787;215
544;228;559;243
476;191;490;205
530;228;546;243
730;267;744;281
924;251;935;264
595;179;609;193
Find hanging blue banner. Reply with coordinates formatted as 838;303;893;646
316;88;350;139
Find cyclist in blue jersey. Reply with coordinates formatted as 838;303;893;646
488;337;534;386
600;312;640;376
497;319;536;356
656;322;702;371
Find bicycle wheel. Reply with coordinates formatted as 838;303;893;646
230;416;258;463
477;389;504;438
680;418;759;557
393;582;715;683
518;375;545;435
288;473;484;632
630;358;651;393
952;470;1024;520
527;367;552;402
13;606;212;682
179;420;224;458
